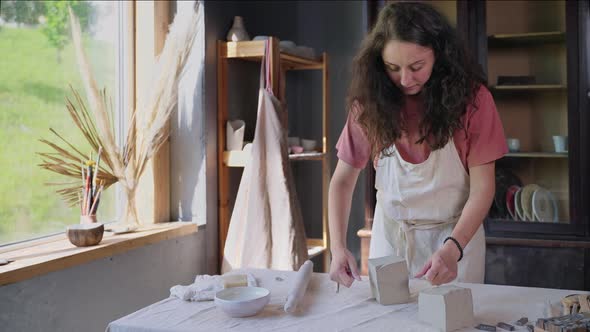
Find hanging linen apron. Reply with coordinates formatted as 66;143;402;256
369;138;486;283
222;41;308;273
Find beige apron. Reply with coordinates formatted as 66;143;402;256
369;138;485;283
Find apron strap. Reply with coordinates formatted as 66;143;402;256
396;219;457;268
259;40;274;95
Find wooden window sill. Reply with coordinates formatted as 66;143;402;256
0;222;198;286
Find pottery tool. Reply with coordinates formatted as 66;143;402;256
336;265;353;293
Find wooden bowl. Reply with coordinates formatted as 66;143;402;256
67;223;104;247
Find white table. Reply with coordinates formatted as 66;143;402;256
107;268;583;332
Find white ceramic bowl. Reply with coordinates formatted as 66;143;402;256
214;287;270;318
301;139;317;152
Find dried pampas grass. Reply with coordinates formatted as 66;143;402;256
38;4;201;224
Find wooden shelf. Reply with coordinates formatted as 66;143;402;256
307;238;327;258
490;84;567;91
288;151;325;161
488;31;565;47
220;40;324;70
223;150;326;167
504;152;568;158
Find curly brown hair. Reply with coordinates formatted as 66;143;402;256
347;2;486;158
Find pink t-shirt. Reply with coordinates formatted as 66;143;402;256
336;86;508;171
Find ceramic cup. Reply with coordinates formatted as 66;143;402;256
552;135;567;153
226;120;245;151
301;139;317;152
506;138;520;152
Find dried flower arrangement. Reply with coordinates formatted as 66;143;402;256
38;4;200;225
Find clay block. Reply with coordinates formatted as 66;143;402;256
368;255;410;305
419;285;474;332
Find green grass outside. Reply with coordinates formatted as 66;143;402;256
0;26;116;244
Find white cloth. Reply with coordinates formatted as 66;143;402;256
169;273;257;302
107;268;585;332
284;260;313;313
369;138;486;283
222;41;308;273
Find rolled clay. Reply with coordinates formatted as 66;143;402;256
284;260;313;313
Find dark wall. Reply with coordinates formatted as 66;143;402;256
290;1;367;267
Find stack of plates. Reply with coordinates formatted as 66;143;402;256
510;184;558;222
491;168;560;222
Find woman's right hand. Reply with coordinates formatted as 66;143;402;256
329;247;361;288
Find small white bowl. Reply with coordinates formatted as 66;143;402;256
301;139;317;152
214;287;270;318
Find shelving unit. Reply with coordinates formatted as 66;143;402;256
217;37;330;269
469;0;590;290
486;1;571;225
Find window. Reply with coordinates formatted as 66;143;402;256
0;1;130;245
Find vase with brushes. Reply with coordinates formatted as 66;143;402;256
80;149;104;224
37;5;200;228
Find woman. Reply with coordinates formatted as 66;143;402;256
329;2;507;287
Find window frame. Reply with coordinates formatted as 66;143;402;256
0;0;192;286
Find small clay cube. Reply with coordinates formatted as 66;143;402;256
419;285;474;332
368;255;410;305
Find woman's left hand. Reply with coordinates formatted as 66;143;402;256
414;242;461;285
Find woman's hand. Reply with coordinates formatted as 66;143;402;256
415;241;461;285
329;247;361;288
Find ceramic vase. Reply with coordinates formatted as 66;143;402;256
226;16;250;42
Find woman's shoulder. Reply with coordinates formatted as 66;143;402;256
463;84;494;119
471;84;493;109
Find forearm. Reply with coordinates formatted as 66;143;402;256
451;187;494;249
447;162;496;256
328;178;355;250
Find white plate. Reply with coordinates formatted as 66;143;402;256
532;187;558;223
520;184;540;221
514;188;524;221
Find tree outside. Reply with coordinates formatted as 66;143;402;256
0;1;116;245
